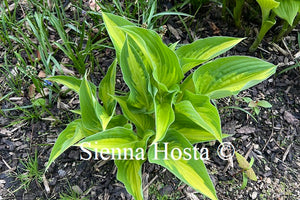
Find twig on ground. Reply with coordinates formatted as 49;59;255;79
10;123;27;138
143;168;166;192
42;174;50;194
262;114;275;152
223;157;233;173
142;173;149;200
257;46;270;54
281;38;294;59
282;143;293;162
272;43;289;56
184;188;200;200
245;144;254;159
1;157;13;171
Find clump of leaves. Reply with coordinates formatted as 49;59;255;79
13;150;43;192
235;152;257;189
243;97;272;115
45;13;276;200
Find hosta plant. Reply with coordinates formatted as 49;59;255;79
45;13;277;200
250;0;300;51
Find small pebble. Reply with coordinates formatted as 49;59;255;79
72;185;83;194
278;163;285;171
265;165;270;171
266;178;272;184
251;191;258;199
58;169;66;177
91;190;96;198
264;171;272;177
259;182;264;189
284;57;289;65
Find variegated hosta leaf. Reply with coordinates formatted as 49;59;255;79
80;74;109;131
172;91;223;143
177;74;195;102
120;38;153;111
148;130;218;200
176;37;244;73
120;26;184;92
171;112;231;144
115;159;145;200
102;12;135;58
169;41;179;51
45;75;97;95
153;91;177;143
260;19;277;36
175;91;222;142
106;115;128;130
46;119;94;171
113;95;155;137
46;75;82;93
273;0;300;25
193;56;277;99
171;113;215;144
98;60;117;116
76;127;152;158
103;12;183;92
256;0;280;22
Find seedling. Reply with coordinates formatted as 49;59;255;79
235;152;257;189
243;97;272;115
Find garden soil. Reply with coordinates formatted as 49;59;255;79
0;1;299;200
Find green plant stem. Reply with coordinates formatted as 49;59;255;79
220;106;257;122
275;21;289;42
276;13;300;42
233;0;245;28
249;13;276;52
